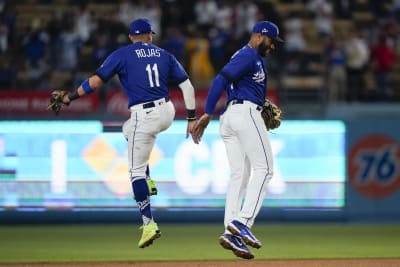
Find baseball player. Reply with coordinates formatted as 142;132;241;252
50;18;197;248
193;21;283;259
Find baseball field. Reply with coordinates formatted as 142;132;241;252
0;223;399;267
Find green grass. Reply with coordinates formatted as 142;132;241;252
0;223;399;263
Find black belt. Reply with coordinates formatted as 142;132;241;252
142;97;170;109
231;99;244;105
230;99;263;111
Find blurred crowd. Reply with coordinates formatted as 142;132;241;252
1;0;400;103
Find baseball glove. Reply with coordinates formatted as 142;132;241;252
261;99;282;130
47;90;69;115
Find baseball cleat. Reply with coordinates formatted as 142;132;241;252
219;233;254;260
138;221;161;248
227;220;262;249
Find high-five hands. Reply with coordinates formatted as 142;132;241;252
191;114;211;144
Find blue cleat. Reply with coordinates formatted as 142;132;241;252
218;233;254;260
227;220;262;249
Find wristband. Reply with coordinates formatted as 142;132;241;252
68;91;80;101
82;79;94;94
187;109;196;120
187;117;197;121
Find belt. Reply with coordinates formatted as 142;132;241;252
131;97;170;111
230;99;263;111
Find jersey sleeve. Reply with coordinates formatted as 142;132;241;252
205;74;227;115
168;54;189;85
95;50;124;83
220;50;253;83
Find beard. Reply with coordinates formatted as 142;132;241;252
258;42;269;57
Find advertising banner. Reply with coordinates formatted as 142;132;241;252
346;119;400;220
0;89;277;119
0;120;345;211
0;91;100;114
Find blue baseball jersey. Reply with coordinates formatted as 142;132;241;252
221;45;267;106
95;42;188;107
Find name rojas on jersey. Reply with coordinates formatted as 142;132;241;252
135;48;161;58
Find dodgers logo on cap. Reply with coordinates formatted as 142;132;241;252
252;21;284;42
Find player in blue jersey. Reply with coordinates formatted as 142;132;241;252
57;18;197;249
193;21;283;259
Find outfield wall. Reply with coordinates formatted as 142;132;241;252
0;118;399;223
345;119;400;222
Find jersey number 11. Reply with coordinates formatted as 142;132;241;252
146;63;160;88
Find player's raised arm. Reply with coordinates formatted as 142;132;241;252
47;74;104;115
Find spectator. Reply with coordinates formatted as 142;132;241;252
385;20;399;52
393;0;400;22
56;15;81;71
21;18;49;67
161;26;186;63
368;0;388;21
0;20;8;53
334;0;354;19
47;10;63;68
92;34;111;67
307;0;333;39
344;29;370;101
209;27;230;72
214;0;234;32
20;18;50;89
185;25;214;89
0;59;16;89
283;11;306;56
325;36;347;102
75;2;96;45
3;3;17;46
117;0;135;27
281;12;308;76
194;0;217;33
235;0;260;35
370;33;397;100
160;0;186;32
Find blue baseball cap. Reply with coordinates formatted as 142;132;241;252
129;18;156;35
252;21;284;42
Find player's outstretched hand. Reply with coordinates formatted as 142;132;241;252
186;120;197;143
192;114;211;144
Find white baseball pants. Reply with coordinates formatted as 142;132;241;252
219;100;274;228
122;98;175;180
